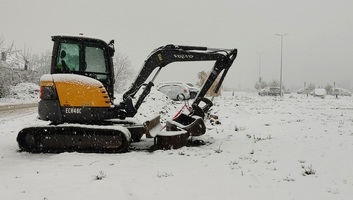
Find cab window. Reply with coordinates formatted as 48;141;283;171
85;46;108;79
56;43;79;72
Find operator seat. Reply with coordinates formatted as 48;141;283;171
60;50;70;72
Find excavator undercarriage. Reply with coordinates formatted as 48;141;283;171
17;35;238;153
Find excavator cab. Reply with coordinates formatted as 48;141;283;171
35;36;122;124
51;35;115;99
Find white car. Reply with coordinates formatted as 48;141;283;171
157;82;190;100
297;87;313;95
258;87;281;96
332;88;352;97
311;88;326;98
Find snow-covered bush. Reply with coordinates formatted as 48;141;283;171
8;82;39;100
0;67;12;98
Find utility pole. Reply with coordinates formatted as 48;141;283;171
275;33;288;97
256;52;263;83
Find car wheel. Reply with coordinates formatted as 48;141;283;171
176;94;185;101
190;92;197;99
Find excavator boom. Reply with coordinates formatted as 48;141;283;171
122;44;237;118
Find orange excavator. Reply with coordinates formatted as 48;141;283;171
17;35;237;153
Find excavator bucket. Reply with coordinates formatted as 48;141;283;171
151;114;206;150
144;115;164;138
167;113;206;136
142;114;206;150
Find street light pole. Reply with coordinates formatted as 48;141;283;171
275;33;288;97
256;52;263;82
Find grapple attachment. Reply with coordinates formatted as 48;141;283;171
143;113;206;150
144;114;206;138
167;113;206;136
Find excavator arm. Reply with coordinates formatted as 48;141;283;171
122;44;238;118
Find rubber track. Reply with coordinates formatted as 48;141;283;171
17;125;131;153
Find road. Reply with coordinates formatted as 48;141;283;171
0;103;38;125
0;103;37;112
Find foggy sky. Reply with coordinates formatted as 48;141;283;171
1;0;352;91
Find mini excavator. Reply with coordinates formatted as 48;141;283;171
17;35;237;153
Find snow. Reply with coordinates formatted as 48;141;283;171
0;82;39;105
1;83;353;199
51;74;104;87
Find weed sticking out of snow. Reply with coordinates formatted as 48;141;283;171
229;160;240;170
214;143;223;153
94;171;106;180
302;164;316;176
253;134;273;143
157;172;173;178
264;160;277;164
283;174;296;182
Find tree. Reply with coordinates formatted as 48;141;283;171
268;80;279;87
0;37;14;97
113;52;134;93
307;83;315;91
0;66;12;98
324;84;333;94
267;79;287;91
255;80;267;90
0;35;4;57
0;37;51;97
196;71;207;87
196;70;222;97
28;51;51;83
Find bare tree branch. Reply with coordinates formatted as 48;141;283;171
113;52;134;93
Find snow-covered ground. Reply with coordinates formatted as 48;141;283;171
1;83;353;200
0;83;39;106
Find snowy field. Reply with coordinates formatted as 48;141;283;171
1;86;353;200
